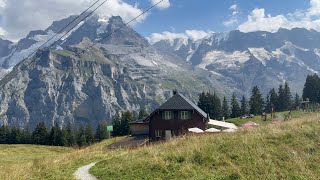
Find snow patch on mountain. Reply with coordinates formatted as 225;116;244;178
248;48;272;65
198;50;250;69
315;49;320;57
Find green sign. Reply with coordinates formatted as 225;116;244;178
107;125;113;132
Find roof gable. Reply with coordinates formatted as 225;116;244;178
158;93;207;118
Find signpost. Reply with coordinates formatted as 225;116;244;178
107;125;113;138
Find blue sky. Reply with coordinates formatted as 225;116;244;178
0;0;319;41
134;0;311;36
128;0;320;43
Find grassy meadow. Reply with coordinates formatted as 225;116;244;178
0;111;319;179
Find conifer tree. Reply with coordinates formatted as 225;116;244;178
85;124;94;145
0;125;9;144
240;96;248;116
198;91;210;114
303;74;320;103
120;111;134;135
48;125;58;146
283;82;293;110
95;122;108;142
249;86;264;115
269;88;278;111
32;122;48;145
222;96;230;119
230;93;241;118
277;84;285;111
138;109;149;120
112;113;122;136
21;127;32;144
9;127;23;144
294;93;301;108
65;122;75;147
77;125;87;147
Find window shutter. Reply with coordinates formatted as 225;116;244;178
162;112;165;120
171;111;174;119
188;111;191;119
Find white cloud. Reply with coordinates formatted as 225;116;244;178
223;4;240;27
238;1;320;33
150;0;170;10
148;31;187;44
148;30;211;44
0;0;5;8
229;4;239;15
0;0;146;41
308;0;320;17
185;30;211;41
223;18;239;27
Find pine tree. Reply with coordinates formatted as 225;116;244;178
265;94;271;113
303;74;320;103
32;122;48;145
294;93;300;108
221;97;230;119
138;109;149;120
9;127;23;144
112;113;122;136
269;88;278;112
56;124;66;146
208;92;222;120
283;82;293;110
240;96;248;116
48;125;58;146
230;93;241;118
265;88;278;113
65;122;75;147
249;86;264;115
198;91;210;114
277;84;285;111
21;127;32;144
95;122;108;142
120;111;134;135
0;125;9;144
77;125;87;147
85;124;94;145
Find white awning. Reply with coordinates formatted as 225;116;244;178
208;119;238;130
205;128;221;133
222;128;238;133
188;127;204;133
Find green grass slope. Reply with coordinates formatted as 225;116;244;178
91;112;320;180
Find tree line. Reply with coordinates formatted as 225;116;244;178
0;122;109;147
198;81;300;120
0;109;149;147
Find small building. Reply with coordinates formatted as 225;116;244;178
130;91;208;141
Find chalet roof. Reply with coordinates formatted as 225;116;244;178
158;93;207;118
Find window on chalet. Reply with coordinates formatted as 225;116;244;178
180;111;190;120
155;130;162;137
162;111;173;120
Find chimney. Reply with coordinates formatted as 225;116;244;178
172;89;178;95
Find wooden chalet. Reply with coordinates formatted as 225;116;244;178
130;91;208;141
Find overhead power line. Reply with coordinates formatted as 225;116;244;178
0;0;108;87
39;0;165;80
2;0;165;95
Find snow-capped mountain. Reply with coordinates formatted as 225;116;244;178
154;28;320;95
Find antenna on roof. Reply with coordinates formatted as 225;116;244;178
173;89;178;95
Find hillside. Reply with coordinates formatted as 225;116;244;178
1;112;320;179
